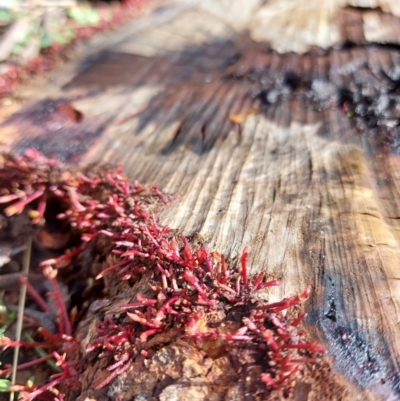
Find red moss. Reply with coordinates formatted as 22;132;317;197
0;149;325;400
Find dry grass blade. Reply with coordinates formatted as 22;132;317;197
9;236;32;401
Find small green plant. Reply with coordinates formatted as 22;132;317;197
0;378;12;392
67;6;101;26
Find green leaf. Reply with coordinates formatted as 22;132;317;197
0;300;16;327
68;7;100;26
26;376;35;387
64;28;76;41
0;379;11;392
51;32;69;45
40;30;75;49
40;35;52;49
0;9;14;23
10;43;25;55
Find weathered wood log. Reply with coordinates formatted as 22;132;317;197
2;0;400;399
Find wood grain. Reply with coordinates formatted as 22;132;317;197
2;0;400;399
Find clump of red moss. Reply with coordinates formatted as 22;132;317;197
0;149;325;400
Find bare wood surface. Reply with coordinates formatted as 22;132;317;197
2;0;400;399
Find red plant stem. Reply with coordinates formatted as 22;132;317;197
182;271;207;300
120;303;146;310
261;330;279;352
1;339;53;349
234;326;249;336
0;192;24;203
151;186;169;204
96;259;130;279
182;236;195;269
19;276;50;313
196;247;216;278
195;297;212;306
86;342;103;353
218;283;237;295
243;317;259;332
40;246;83;269
0;353;56;376
32;192;47;223
4;188;44;216
67;189;86;212
155;296;179;322
137;294;158;305
95;361;131;390
22;316;41;327
126;312;162;329
258;279;282;289
261;373;277;387
265;303;294;313
217;255;230;284
235;275;241;295
151;213;159;235
99;229;114;237
49;278;71;335
240;247;249;285
267;314;286;331
170;237;179;254
291;313;306;327
115;241;135;247
20;376;63;401
140;328;161;342
253;273;265;290
157;262;170;278
259;289;310;312
96;213;111;219
141;350;150;357
204;248;216;278
220;333;255;341
108;356;129;371
119;249;150;258
171;277;179;291
106;332;129;344
161;274;168;289
221;255;227;275
142;225;160;248
286;363;303;377
38;328;63;345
